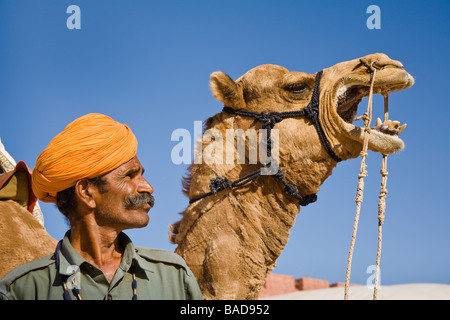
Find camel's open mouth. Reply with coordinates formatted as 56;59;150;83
336;84;406;136
330;61;414;155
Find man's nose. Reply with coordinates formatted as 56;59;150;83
137;177;154;194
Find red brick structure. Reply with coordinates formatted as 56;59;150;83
259;273;358;298
295;277;329;291
259;274;298;298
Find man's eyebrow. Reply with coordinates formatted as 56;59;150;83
123;166;144;176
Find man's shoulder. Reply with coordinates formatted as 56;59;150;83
134;247;203;300
135;247;189;271
0;254;55;293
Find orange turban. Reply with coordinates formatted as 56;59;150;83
32;113;137;203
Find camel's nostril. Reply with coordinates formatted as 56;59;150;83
378;61;404;70
360;58;404;71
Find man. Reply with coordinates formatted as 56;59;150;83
0;113;203;300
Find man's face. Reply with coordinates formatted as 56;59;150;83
91;156;154;230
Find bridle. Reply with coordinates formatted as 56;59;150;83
189;70;341;207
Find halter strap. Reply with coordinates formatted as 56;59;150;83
189;70;340;207
222;71;341;162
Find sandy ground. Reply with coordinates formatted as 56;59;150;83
262;283;450;300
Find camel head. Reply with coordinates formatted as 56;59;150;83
171;54;414;299
209;53;414;195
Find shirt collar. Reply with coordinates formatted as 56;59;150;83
57;230;154;276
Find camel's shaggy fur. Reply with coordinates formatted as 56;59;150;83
169;53;414;299
0;200;57;278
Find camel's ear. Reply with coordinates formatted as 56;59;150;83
210;71;245;108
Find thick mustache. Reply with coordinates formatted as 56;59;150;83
124;193;155;210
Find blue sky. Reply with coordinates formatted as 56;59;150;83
1;0;449;287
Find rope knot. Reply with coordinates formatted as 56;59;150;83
256;112;283;129
299;194;318;206
209;176;233;195
378;188;388;197
302;105;317;119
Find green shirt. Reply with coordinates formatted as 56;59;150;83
0;231;203;300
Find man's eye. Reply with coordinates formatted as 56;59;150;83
284;83;308;94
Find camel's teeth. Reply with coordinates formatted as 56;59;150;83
391;120;400;129
398;123;407;134
376;117;382;126
383;119;392;127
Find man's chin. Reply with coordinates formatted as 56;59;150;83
124;209;150;229
136;211;150;228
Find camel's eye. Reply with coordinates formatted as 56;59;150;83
284;83;308;94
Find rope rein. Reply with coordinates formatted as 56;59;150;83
343;64;391;300
344;65;377;300
373;94;389;300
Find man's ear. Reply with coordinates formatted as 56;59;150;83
74;179;96;209
210;71;245;108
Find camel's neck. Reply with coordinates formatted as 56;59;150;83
175;160;337;297
175;148;338;253
172;112;340;299
238;174;301;263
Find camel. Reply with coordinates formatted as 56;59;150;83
169;53;414;299
0;139;57;279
